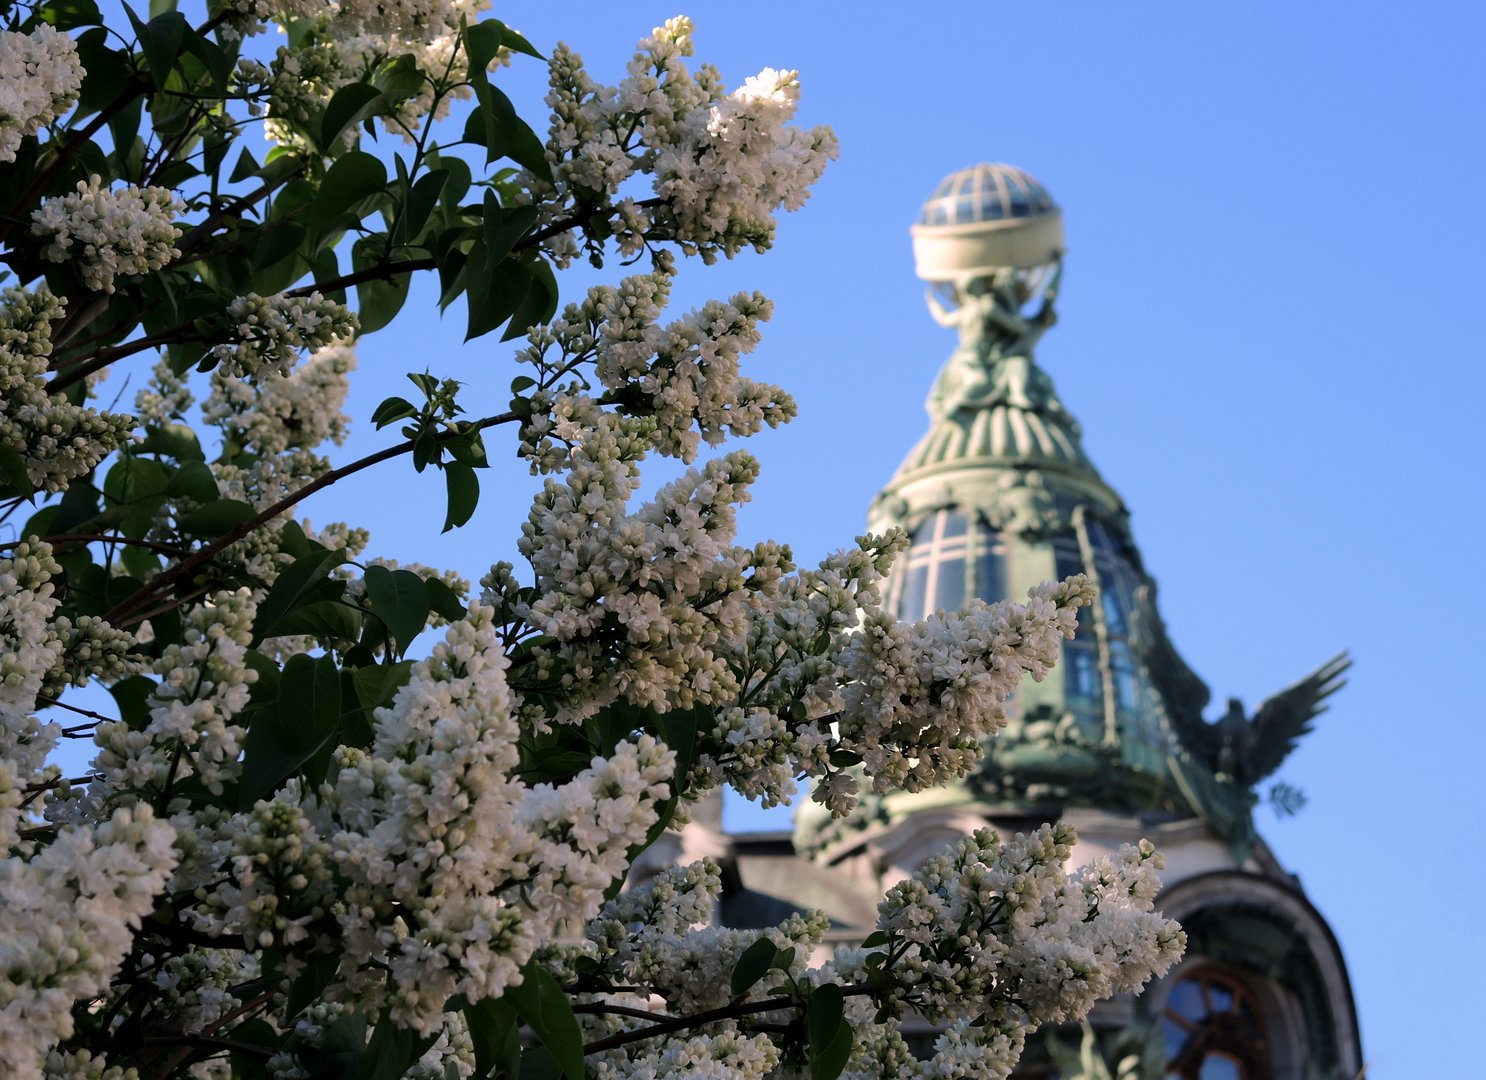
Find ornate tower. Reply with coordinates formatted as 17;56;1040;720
706;164;1362;1079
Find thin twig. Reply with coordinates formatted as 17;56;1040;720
103;411;518;626
581;985;869;1055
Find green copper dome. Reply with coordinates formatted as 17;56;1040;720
798;164;1346;866
799;165;1202;859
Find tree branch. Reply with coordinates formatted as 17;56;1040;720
581;984;870;1056
103;410;519;626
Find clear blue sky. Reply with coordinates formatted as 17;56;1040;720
63;2;1486;1073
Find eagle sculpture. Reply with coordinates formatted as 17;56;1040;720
1186;655;1352;787
1130;581;1350;859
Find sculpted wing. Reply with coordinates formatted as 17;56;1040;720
1243;652;1352;784
1131;582;1219;767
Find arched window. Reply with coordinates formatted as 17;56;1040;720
1162;969;1270;1079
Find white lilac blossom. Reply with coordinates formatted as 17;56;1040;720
517;270;795;463
838;576;1096;798
252;0;504;151
208;292;358;379
571;837;1180;1080
537;18;838;265
89;590;258;804
0;287;133;494
31;178;184;294
0;804;177;1080
0;25;84;163
867;825;1186;1040
204;343;356;455
192;606;679;1038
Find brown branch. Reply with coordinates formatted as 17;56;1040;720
103;410;518;626
0;12;230;238
581;985;870;1056
0;533;192;557
144;1033;275;1059
286;256;437;298
47;326;195;392
37;694;120;727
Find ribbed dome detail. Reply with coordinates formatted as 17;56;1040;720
893;400;1092;482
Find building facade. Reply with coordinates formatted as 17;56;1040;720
672;164;1362;1080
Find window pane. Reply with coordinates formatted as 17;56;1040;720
1198;1055;1244;1080
1066;644;1100;703
933;557;966;614
940;509;967;537
1102;583;1130;635
899;563;929;622
974;549;1003;603
1162;1018;1188;1060
1168;979;1205;1022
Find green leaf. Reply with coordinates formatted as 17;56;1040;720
372;51;425;105
506;963;586;1080
0;444;33;498
423;576;467;622
730;938;779;998
253;223;307;271
177;499;258;537
351;1013;438;1080
501;255;557;342
74;27;130;114
278;654;341;752
658;707;703;788
321;82;384;150
165;460;219;502
362;566;429;657
463;996;522;1080
137;423;205;460
313;151;388;227
858;930;888;949
463;21;506;75
481;193;540;269
253;547;348;641
401;168;450;244
371;395;419;429
807;984;852;1080
487;18;544;61
119;542;159;582
104;456;169;505
284;952;340;1018
127;8;186;88
244;649;281;704
277;520;313;560
520;1047;564;1080
179;24;231;93
229;146;262;183
356;270;410;334
351;659;414;718
465;251;532;342
442;461;479;532
411;430;441;472
467;79;552;180
269;599;362;643
41;0;104;30
239;708;336;807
